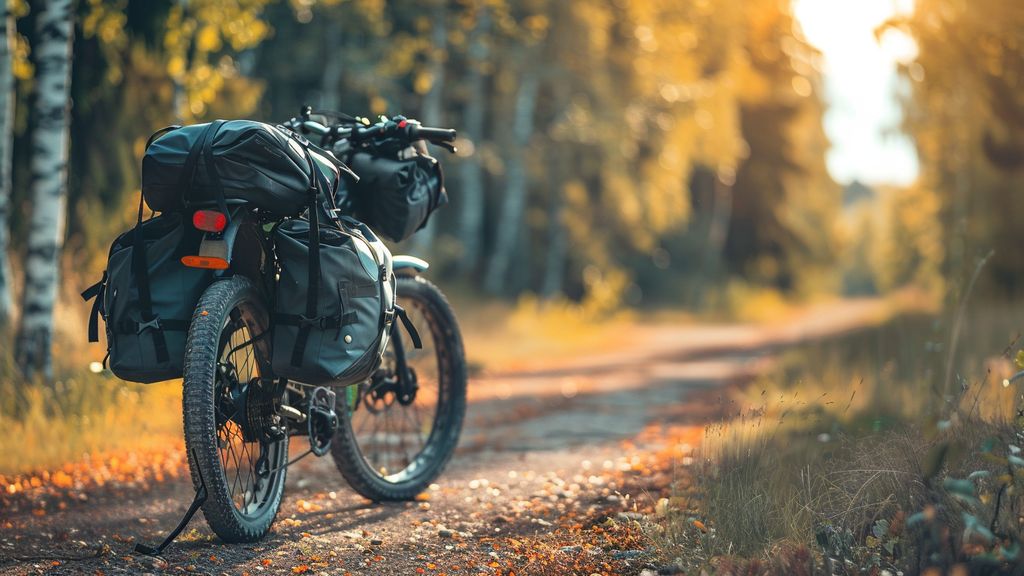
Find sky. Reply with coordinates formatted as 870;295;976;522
793;0;920;187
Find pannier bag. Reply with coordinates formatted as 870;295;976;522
271;215;398;386
347;150;447;243
82;213;211;383
142;119;348;217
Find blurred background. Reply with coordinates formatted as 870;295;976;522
0;0;1023;561
0;0;1021;464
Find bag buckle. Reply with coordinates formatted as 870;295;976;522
137;316;162;335
383;308;395;327
297;314;323;328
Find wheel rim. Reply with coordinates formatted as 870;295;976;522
213;303;285;518
345;296;449;484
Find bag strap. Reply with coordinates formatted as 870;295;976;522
394;305;422;349
130;190;171;363
81;272;106;343
198;120;231;219
290;148;325;368
134;120;223;364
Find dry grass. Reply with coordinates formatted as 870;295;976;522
653;303;1024;574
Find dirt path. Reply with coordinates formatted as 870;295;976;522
0;299;898;576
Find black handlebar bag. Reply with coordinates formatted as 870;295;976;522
347;151;447;243
271;214;398;386
82;212;211;383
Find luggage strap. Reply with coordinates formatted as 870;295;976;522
290;149;329;368
275;281;377;337
81;273;106;343
132;120;223;363
115;318;190;335
275;312;357;330
394;305;422;349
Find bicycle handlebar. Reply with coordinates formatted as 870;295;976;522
286;111;457;153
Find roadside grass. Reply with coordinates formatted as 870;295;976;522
652;305;1024;574
0;346;182;476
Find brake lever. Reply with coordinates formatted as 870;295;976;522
435;141;457;154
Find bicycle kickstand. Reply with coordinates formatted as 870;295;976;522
133;449;208;557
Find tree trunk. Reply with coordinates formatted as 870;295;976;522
455;3;489;276
541;88;570;299
703;174;733;283
0;0;15;328
483;66;539;295
16;0;74;380
410;0;447;254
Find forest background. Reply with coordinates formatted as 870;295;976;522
0;0;1019;461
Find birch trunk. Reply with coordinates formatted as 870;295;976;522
410;0;447;254
483;66;539;295
16;0;74;379
0;0;15;328
455;4;489;276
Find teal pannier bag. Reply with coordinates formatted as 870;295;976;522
82;212;212;383
271;214;399;386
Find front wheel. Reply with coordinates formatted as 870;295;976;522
331;276;467;500
183;276;289;543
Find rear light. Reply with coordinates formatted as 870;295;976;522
181;255;229;270
192;210;227;233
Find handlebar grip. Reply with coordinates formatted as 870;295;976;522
409;125;457;142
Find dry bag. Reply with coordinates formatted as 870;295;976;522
347;150;447;243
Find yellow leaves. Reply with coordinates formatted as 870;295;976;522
1014;349;1024;370
522;14;550;40
196;25;222;53
414;71;436;96
166;56;186;79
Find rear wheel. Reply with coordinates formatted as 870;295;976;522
331;276;467;500
183;276;288;543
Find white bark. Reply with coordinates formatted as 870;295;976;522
410;0;447;254
16;0;74;379
0;0;15;326
483;66;539;295
455;3;489;275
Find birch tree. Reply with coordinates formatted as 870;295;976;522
16;0;74;379
0;0;15;328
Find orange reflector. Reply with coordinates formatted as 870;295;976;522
181;255;229;270
192;210;227;232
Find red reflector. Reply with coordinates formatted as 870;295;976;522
192;210;227;232
181;256;229;270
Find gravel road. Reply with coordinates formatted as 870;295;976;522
0;299;892;575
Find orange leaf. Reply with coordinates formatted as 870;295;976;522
292;565;310;574
260;559;272;566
